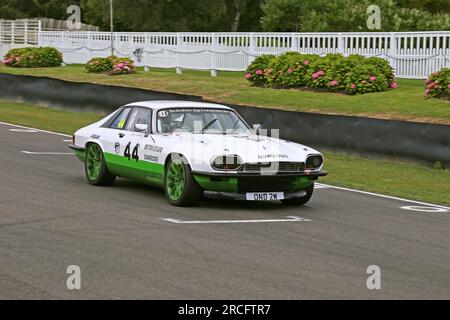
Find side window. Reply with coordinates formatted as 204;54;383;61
110;108;132;130
125;107;152;132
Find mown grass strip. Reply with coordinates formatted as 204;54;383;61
1;64;449;124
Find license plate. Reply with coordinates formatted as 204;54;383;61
246;192;285;201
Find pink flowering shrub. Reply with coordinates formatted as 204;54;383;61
246;52;396;95
266;52;319;88
425;68;450;100
2;47;62;68
245;54;275;86
108;56;136;75
85;56;135;75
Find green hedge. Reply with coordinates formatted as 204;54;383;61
425;68;450;100
85;56;136;75
85;57;113;73
246;53;397;95
2;47;63;68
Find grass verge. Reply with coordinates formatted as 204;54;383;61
1;64;449;125
1;99;449;206
0;100;102;135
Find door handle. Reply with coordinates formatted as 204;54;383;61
119;133;125;138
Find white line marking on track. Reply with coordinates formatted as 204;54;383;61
1;121;448;211
401;206;448;213
314;184;330;189
21;151;74;155
316;183;450;211
9;128;38;133
161;216;312;224
63;140;72;142
0;121;71;137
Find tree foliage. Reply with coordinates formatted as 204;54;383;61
0;0;448;32
80;0;263;32
0;0;80;20
261;0;450;32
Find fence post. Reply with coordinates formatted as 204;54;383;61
389;32;398;56
24;20;28;44
248;32;257;66
86;32;93;62
11;21;15;44
337;33;344;54
291;33;298;52
176;33;182;75
210;33;217;77
143;33;149;70
388;32;398;76
36;20;42;45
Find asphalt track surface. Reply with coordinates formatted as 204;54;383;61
0;121;449;300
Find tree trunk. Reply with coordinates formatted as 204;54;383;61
231;1;241;32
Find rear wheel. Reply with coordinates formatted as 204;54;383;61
282;183;314;206
165;155;203;207
85;143;116;186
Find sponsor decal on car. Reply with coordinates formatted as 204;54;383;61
144;155;159;163
144;144;163;153
258;154;289;160
164;108;231;115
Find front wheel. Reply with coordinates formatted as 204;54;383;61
85;143;116;186
164;155;203;207
282;183;314;206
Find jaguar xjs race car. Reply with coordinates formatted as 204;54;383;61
69;101;327;206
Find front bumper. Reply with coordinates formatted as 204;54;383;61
193;170;327;195
192;170;328;178
204;190;307;201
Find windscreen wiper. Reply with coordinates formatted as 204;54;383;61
201;118;218;134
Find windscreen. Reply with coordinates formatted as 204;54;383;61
156;108;251;134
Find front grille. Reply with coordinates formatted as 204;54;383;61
239;162;305;174
238;176;297;193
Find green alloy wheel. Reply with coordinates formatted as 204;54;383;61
85;143;116;186
164;155;203;207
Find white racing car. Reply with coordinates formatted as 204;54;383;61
69;101;327;206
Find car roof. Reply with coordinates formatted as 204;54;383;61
124;100;233;111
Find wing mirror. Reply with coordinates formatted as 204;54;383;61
253;124;262;135
135;123;149;134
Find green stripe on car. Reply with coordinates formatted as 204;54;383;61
104;153;165;187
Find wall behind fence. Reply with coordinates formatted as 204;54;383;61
37;31;450;79
0;73;448;165
0;73;202;112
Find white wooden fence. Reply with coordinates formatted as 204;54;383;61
0;20;41;45
1;20;449;79
38;31;450;79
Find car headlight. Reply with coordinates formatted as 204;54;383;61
305;155;323;170
211;155;242;171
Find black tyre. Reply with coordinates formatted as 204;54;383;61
164;155;203;207
282;183;314;206
85;143;116;186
